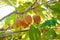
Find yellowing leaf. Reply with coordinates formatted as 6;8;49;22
56;28;60;34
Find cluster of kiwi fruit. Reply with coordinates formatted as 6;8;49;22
14;14;41;28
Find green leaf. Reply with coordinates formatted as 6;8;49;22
54;2;60;10
4;16;11;28
46;20;52;27
0;31;5;40
42;28;56;40
57;14;60;20
56;34;60;39
0;31;4;34
41;17;57;27
51;17;57;26
29;24;41;40
45;4;60;14
41;23;47;27
6;35;12;40
36;6;43;15
23;2;32;7
29;25;35;40
16;5;25;12
22;32;29;40
16;2;32;12
41;20;52;27
4;14;16;28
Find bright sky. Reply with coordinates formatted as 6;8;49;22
0;4;15;28
0;4;15;20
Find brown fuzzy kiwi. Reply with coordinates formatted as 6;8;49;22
24;15;32;24
33;15;41;24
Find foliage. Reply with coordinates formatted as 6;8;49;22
0;0;60;40
29;24;41;40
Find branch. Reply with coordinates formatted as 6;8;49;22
0;1;59;37
0;0;54;31
0;1;57;37
0;0;37;34
0;1;56;21
0;11;16;21
0;26;60;37
0;1;56;28
18;0;38;14
0;29;29;37
0;0;37;21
